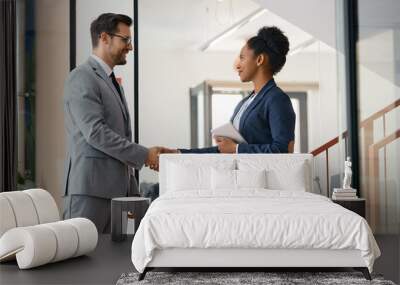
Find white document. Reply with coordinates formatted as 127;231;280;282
211;122;247;144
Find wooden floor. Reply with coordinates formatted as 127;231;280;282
373;234;400;284
0;235;134;285
1;234;398;284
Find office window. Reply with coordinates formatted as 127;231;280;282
357;0;400;234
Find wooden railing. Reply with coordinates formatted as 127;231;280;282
310;133;347;195
367;129;400;231
359;99;400;129
310;99;400;207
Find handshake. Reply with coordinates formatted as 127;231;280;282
144;146;178;171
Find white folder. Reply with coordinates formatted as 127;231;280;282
211;122;247;144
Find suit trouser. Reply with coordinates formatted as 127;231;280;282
63;195;111;234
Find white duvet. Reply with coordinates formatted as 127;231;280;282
131;190;380;273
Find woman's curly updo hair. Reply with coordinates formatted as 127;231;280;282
247;26;289;75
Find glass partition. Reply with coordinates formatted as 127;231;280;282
357;0;400;235
138;0;349;198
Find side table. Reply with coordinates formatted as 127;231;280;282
111;197;150;241
332;198;366;218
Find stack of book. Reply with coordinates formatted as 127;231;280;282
332;188;358;200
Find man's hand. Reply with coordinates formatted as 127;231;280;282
145;147;161;171
215;136;237;153
145;147;179;172
160;147;179;154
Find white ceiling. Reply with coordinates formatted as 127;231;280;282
138;0;334;54
206;7;318;53
138;0;399;87
139;0;399;60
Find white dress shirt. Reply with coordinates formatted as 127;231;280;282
232;92;257;153
233;92;257;130
91;54;113;77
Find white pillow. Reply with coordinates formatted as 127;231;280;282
236;169;267;189
211;169;267;190
211;168;236;190
167;161;235;191
266;161;307;191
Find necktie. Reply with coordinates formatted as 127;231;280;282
110;72;123;102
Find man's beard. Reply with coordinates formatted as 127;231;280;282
116;58;127;65
111;52;127;65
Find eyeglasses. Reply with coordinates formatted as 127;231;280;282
108;33;132;46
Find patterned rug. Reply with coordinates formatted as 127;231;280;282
116;271;396;285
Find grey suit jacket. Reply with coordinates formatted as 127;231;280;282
63;56;148;199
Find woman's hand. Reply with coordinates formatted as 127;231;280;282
215;136;237;153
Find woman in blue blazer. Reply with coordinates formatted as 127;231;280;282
180;26;295;154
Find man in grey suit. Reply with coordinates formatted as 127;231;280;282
63;13;163;233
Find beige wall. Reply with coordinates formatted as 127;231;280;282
35;0;69;210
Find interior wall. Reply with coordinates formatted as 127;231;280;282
139;50;239;183
75;0;134;122
139;46;341;187
32;0;344;202
35;0;69;210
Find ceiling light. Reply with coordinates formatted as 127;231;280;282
289;38;317;56
201;8;266;52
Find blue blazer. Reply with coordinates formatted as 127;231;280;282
180;79;296;153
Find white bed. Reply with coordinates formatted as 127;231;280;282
131;154;380;280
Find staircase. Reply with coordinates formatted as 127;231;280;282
310;99;400;232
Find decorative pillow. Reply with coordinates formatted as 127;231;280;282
236;155;312;192
167;163;207;191
167;161;235;191
236;169;267;189
266;161;307;191
211;168;236;190
211;169;267;190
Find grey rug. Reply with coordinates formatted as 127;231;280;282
116;271;396;285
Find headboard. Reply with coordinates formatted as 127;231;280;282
159;154;314;195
